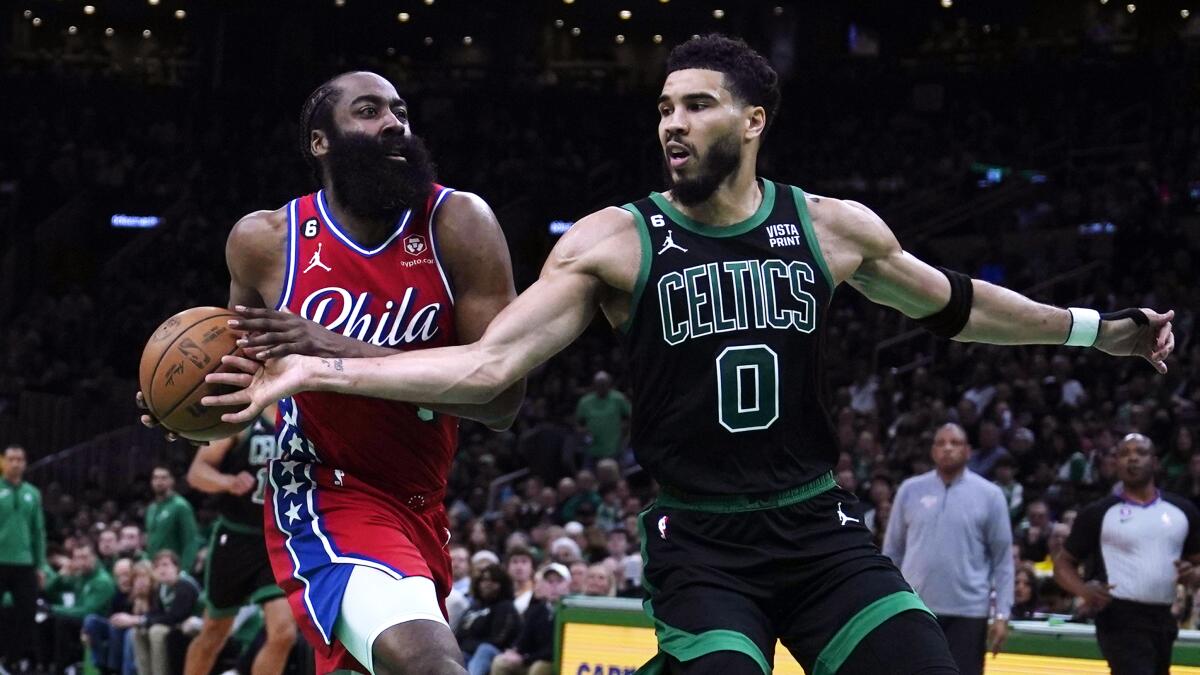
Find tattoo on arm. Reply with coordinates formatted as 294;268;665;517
320;358;344;371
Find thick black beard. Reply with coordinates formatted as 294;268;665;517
662;133;742;206
325;128;437;223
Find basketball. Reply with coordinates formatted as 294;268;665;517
138;306;252;442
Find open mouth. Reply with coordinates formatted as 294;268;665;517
666;141;692;169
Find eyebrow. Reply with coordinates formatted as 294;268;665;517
658;92;720;105
349;94;407;109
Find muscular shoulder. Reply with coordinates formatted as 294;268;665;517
805;194;899;261
227;206;287;274
434;190;506;258
548;207;638;288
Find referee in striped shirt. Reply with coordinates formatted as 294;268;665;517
1055;433;1200;675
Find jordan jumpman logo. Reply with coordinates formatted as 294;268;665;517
303;242;332;274
658;230;688;255
836;503;860;526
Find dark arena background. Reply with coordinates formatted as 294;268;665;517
2;1;1200;674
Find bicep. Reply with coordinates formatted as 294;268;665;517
848;248;950;320
479;262;601;381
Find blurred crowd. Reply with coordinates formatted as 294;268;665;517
3;5;1200;674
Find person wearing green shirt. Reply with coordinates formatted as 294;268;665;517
49;542;116;672
0;444;46;670
145;466;200;572
574;371;632;467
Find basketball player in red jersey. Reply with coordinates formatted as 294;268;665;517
144;71;523;675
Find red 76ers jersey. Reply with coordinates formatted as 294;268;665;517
273;186;458;495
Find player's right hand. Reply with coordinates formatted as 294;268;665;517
229;471;257;496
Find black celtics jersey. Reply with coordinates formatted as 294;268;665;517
216;417;280;529
620;179;838;495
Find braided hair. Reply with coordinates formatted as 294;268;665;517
298;74;347;184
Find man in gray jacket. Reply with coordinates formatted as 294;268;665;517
884;423;1014;675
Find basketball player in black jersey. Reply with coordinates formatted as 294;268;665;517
205;35;1176;675
183;404;298;675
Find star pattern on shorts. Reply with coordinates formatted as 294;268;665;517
285;502;302;525
282;404;298;428
282;479;303;497
288;436;305;455
279;460;300;477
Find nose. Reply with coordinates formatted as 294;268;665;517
380;109;406;135
663;108;687;138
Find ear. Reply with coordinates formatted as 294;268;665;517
310;129;329;159
745;106;767;141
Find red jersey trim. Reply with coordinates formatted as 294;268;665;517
276;199;300;310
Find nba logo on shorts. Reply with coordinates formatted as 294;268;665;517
404;234;427;256
658;515;669;540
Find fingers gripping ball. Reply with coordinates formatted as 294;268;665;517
138;307;255;442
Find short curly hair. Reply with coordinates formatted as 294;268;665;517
666;34;781;135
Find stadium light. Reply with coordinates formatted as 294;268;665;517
105;26;114;36
713;9;725;18
68;25;77;34
1183;9;1191;18
32;16;41;26
462;36;473;45
23;9;32;19
148;0;159;5
1126;3;1135;12
554;19;564;28
174;9;185;19
423;36;433;45
619;10;632;20
653;34;663;43
940;0;953;8
571;26;581;36
84;5;96;15
398;12;410;22
615;34;625;44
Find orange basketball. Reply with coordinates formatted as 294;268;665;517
138;306;252;442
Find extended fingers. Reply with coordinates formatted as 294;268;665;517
220;354;261;374
200;387;253;408
238;331;298;349
205;372;254;388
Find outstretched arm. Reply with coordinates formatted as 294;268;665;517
204;208;635;422
828;199;1174;370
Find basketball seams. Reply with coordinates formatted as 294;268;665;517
146;312;237;418
156;340;244;427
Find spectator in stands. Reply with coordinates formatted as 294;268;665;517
145;466;199;571
992;454;1024;521
48;541;117;673
1055;434;1200;675
885;423;1014;675
1034;523;1071;576
567;561;588;595
582;563;616;598
490;563;571;675
1012;564;1040;620
117;524;143;560
0;444;46;673
96;528;120;572
451;543;473;595
82;556;134;675
457;563;521;675
506;546;536;616
574;372;631;468
124;550;200;675
1017;500;1052;562
967;420;1008;479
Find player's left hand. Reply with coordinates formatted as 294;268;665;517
987;619;1008;657
201;354;310;424
1094;308;1174;374
229;306;355;360
1176;559;1200;587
